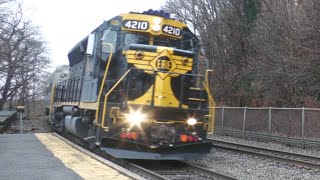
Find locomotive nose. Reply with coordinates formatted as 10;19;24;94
125;44;177;74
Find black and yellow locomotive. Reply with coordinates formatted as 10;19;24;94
49;10;215;160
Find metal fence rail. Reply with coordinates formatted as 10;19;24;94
213;107;320;148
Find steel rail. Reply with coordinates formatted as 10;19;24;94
212;107;320;111
214;128;320;147
211;139;320;170
131;160;238;180
180;161;238;180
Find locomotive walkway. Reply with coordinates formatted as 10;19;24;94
0;133;138;180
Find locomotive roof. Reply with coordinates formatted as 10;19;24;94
67;11;194;67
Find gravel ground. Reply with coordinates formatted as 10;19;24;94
188;134;320;180
4;115;51;134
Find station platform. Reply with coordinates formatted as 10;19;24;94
0;133;140;180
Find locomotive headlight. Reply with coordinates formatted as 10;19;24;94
187;118;197;126
152;18;162;32
152;25;161;32
126;110;146;126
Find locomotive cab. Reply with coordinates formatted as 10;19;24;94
50;10;215;160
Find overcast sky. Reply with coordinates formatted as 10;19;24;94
22;0;165;71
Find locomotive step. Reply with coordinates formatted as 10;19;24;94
188;97;207;101
189;87;205;91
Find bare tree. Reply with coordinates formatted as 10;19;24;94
163;0;261;106
0;1;50;110
163;0;320;107
250;0;320;107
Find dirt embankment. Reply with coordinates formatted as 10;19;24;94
4;115;51;134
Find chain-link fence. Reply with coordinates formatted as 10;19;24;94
214;107;320;147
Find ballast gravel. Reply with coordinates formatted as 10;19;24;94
211;134;320;158
188;135;320;180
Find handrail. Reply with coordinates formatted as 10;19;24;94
203;70;216;134
100;69;132;129
95;43;113;126
55;76;82;103
49;82;56;122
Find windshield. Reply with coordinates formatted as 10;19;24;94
153;36;180;48
124;33;149;46
102;29;117;53
180;31;196;51
124;32;196;52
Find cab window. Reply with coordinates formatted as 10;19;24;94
102;30;117;53
181;32;195;51
154;36;180;48
124;33;149;46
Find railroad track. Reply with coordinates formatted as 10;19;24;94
53;132;237;179
211;139;320;170
52;132;161;179
130;160;238;180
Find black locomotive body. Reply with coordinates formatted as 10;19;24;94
49;10;215;160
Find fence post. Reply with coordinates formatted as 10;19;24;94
16;106;25;134
301;107;305;148
221;106;224;134
268;107;272;141
242;106;247;138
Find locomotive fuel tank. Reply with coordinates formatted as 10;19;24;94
64;115;89;138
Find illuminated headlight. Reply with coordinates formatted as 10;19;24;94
187;118;197;126
152;18;162;32
126;110;146;125
152;24;161;32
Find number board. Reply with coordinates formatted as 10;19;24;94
162;25;181;37
123;20;149;30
